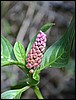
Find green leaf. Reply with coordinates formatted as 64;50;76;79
40;23;55;32
40;15;75;71
1;86;30;99
33;69;40;81
26;23;55;57
14;42;26;65
1;35;17;67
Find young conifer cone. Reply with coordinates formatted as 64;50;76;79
26;30;47;69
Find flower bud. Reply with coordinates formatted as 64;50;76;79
26;30;47;69
26;63;33;68
29;69;34;74
34;63;39;67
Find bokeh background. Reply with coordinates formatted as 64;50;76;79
1;1;75;99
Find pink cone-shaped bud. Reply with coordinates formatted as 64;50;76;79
26;30;47;69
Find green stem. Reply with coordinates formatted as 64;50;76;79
33;86;44;99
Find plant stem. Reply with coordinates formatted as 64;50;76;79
33;86;44;99
21;86;30;92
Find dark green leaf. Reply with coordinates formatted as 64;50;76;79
26;23;55;57
33;69;40;81
40;23;55;32
14;42;26;65
40;15;75;71
1;86;30;99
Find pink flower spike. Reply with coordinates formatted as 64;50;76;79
26;30;47;69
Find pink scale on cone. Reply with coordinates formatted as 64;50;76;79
34;63;39;67
26;63;33;68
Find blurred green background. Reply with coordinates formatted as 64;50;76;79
1;1;75;99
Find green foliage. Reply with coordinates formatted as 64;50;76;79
1;18;75;99
40;16;75;71
14;42;26;65
1;36;26;68
1;86;30;99
40;23;55;32
1;35;16;66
